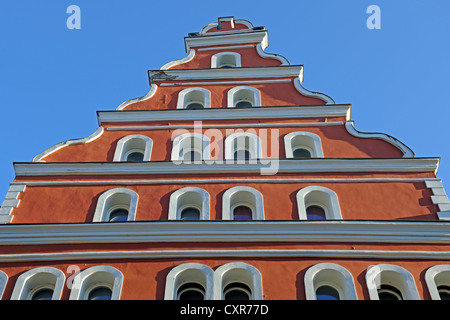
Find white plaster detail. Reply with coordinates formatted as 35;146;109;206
168;187;210;220
14;158;441;176
149;65;301;81
426;180;450;220
185;31;268;52
365;264;420;300
10;267;65;300
197;45;254;51
113;135;153;162
425;265;450;300
293;77;335;105
222;186;264;220
93;188;139;222
211;52;242;68
2;248;450;263
98;105;351;124
345;120;415;158
68;266;123;300
296;186;342;220
213;262;263;300
304;263;358;300
176;87;211;109
160;49;196;70
32;127;104;162
284;131;324;158
256;43;289;66
1;220;450;246
0;183;26;224
164;263;214;300
227;86;261;108
0;270;8;299
116;84;158;110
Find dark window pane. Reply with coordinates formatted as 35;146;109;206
88;287;112;300
438;285;450;300
31;288;54;300
186;102;204;109
378;285;403;300
181;207;200;220
293;148;312;158
235;101;252;108
178;283;205;300
126;152;144;162
306;205;326;220
109;208;129;222
224;283;251;300
316;285;340;300
233;206;252;220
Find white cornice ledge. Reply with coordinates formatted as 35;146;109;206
184;31;268;52
14;158;440;176
1;221;450;245
148;65;302;82
98;105;351;124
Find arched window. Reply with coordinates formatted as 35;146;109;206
425;265;450;300
304;263;358;300
177;88;211;109
225;132;261;162
222;186;264;220
93;188;139;222
365;264;420;300
168;187;210;220
113;135;153;162
211;52;241;68
171;133;210;163
164;263;214;300
227;86;261;108
296;186;342;220
10;267;65;300
284;131;324;159
213;262;263;300
69;266;124;300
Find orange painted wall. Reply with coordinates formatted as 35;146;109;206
39;124;405;163
9;180;437;224
0;258;444;300
122;80;327;111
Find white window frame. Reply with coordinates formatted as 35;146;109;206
222;186;264;220
10;267;65;300
93;188;139;222
304;263;357;300
177;87;211;109
227;86;261;108
0;271;7;299
171;132;210;162
213;262;263;300
164;263;214;300
296;186;342;220
211;52;242;68
284;131;324;158
69;266;124;300
113;135;153;162
224;132;262;161
168;187;210;220
425;265;450;300
365;264;420;300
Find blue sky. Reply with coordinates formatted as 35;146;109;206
1;0;449;202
